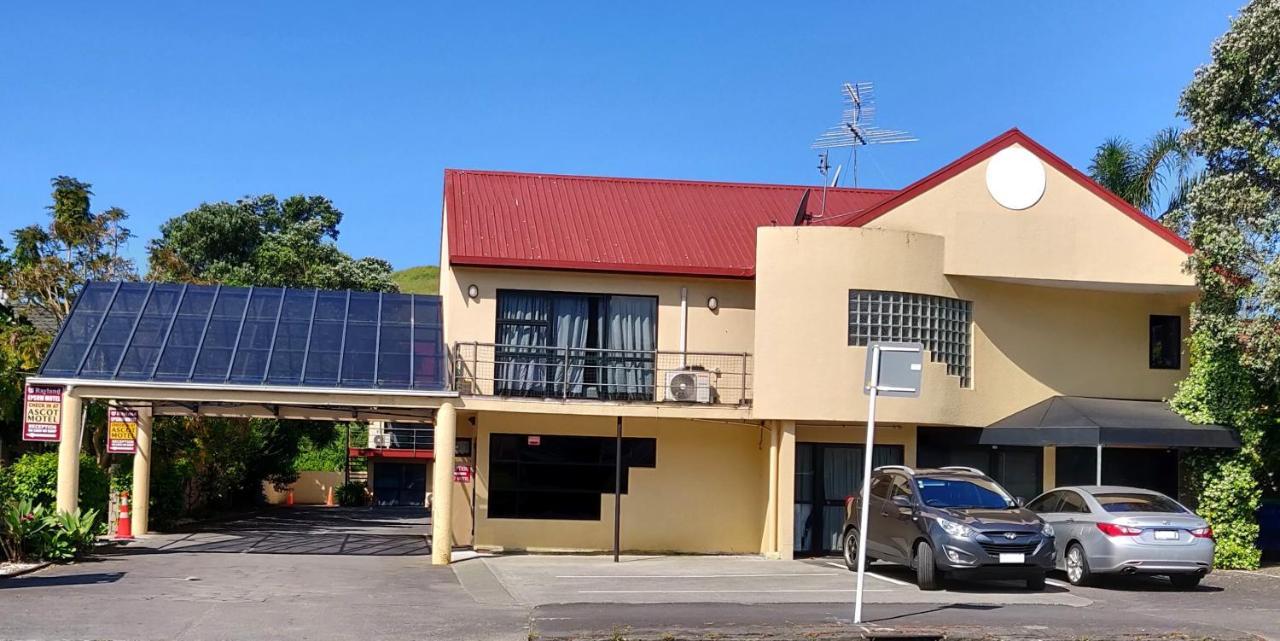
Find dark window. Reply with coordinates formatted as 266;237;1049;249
1059;490;1089;513
495;290;657;400
1093;492;1187;514
487;433;657;520
869;477;892;500
1149;315;1181;369
889;475;915;501
1027;492;1062;513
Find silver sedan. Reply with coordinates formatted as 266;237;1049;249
1026;486;1214;589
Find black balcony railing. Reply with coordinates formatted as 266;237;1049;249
451;342;751;406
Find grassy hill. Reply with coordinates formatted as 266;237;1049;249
391;265;440;295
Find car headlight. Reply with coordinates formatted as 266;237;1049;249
1041;522;1055;538
935;517;977;538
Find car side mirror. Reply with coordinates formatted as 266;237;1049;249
1014;496;1026;507
891;494;912;509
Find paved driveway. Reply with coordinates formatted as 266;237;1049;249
0;507;525;641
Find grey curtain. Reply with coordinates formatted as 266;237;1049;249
496;293;549;394
551;296;590;396
605;296;656;398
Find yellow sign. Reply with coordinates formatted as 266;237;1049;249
107;407;138;454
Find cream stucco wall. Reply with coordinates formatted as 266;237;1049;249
862;143;1194;289
753;226;1193;426
470;411;769;554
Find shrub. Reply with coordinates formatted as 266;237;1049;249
1;499;50;562
35;508;100;561
335;481;368;507
7;452;109;523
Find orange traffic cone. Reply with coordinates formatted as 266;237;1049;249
285;489;295;507
325;486;335;507
114;491;134;541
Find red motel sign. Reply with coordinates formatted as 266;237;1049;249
22;383;63;442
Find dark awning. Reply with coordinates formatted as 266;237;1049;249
980;396;1240;449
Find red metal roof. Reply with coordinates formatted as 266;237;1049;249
444;130;1193;279
445;170;896;278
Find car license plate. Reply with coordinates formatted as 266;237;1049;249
998;553;1025;564
1155;530;1178;540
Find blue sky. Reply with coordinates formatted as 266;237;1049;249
0;2;1242;271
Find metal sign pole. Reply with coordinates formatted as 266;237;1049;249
853;347;881;625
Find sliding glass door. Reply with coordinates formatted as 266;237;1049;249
794;442;904;556
495;290;656;399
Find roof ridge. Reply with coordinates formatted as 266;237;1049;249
444;168;898;195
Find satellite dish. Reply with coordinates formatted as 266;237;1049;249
985;147;1046;210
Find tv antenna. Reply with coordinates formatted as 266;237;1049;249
812;82;916;187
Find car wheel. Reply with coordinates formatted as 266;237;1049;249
1169;574;1202;590
1025;572;1046;591
915;541;940;591
1065;543;1093;586
842;529;860;571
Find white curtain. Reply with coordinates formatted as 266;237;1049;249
606;296;656;398
551;296;590;396
496;293;549;394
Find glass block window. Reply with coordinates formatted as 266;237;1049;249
848;290;973;387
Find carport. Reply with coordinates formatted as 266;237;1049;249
25;281;463;565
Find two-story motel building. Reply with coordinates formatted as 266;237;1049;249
39;129;1238;562
433;128;1236;559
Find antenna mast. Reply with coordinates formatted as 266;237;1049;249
812;82;917;187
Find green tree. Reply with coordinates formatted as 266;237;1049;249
147;194;396;291
141;194;386;520
0;178;135;464
2;177;135;324
1168;0;1280;570
1088;127;1198;219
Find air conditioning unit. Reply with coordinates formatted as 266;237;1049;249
372;434;386;448
664;369;713;403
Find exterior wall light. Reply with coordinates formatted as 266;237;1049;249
467;284;480;299
707;296;719;311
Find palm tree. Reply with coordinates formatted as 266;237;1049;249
1088;127;1198;219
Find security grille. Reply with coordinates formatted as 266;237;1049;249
848;290;972;387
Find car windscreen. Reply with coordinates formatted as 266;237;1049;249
916;477;1012;509
1093;492;1188;514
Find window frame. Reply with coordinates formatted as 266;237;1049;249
1149;314;1182;370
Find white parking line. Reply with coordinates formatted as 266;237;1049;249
578;589;890;594
824;561;912;586
556;573;840;579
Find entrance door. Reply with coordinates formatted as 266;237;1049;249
372;462;428;507
794;443;904;556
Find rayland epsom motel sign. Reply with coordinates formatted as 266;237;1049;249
22;383;63;442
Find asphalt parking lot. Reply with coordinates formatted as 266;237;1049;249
1;508;1276;641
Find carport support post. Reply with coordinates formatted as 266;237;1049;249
54;391;85;515
614;416;622;563
1096;443;1103;485
131;404;154;534
431;401;457;566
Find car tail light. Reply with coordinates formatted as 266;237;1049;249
1190;526;1214;539
845;496;855;513
1096;522;1143;537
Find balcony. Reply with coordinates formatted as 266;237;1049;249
451;342;752;406
348;424;435;460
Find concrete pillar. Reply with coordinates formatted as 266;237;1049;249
431;402;457;566
54;392;85;515
1042;445;1057;493
131;405;154;534
762;421;780;557
776;420;796;560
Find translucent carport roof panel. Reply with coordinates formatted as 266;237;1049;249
39;282;448;392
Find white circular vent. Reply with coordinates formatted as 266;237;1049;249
985;146;1046;210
